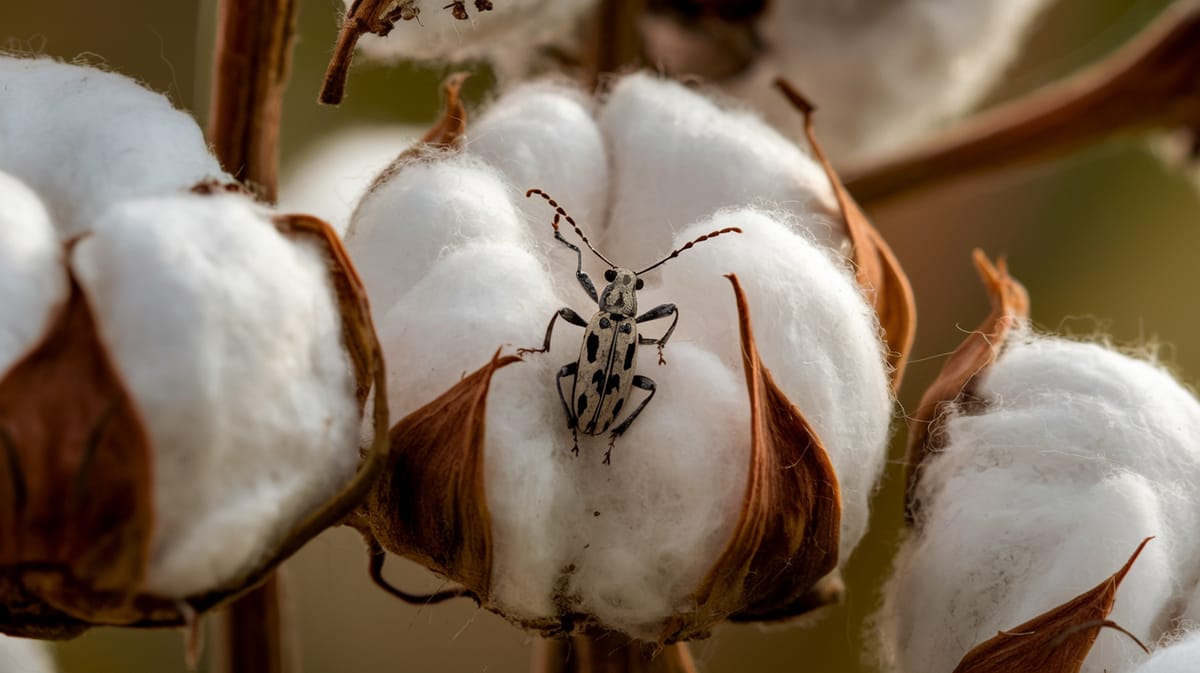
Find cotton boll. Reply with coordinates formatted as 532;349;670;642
70;193;359;597
598;74;840;270
280;126;423;237
0;172;66;378
0;57;223;238
0;634;56;673
726;0;1051;163
346;156;532;313
659;212;891;557
1132;632;1200;673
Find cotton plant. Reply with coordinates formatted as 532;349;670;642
878;252;1200;673
0;56;387;638
339;71;913;644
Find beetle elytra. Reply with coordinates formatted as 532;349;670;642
518;188;742;464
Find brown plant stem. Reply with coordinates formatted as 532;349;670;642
206;0;299;671
533;636;697;673
320;0;398;105
845;1;1200;206
586;0;647;89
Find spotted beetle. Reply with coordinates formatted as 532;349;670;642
519;189;742;464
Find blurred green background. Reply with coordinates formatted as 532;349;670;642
2;0;1197;671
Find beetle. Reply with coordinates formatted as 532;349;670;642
518;188;742;464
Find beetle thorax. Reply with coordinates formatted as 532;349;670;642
599;268;639;316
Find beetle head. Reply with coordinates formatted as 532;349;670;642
600;267;640;316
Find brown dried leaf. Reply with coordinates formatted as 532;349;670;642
352;350;520;597
0;273;152;625
774;78;916;391
952;538;1153;673
668;274;840;640
905;250;1028;522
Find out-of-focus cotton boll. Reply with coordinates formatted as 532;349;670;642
280;126;422;237
0;57;223;237
721;0;1051;164
0;634;56;673
346;73;892;640
70;193;359;597
1132;632;1200;673
880;331;1200;673
0;172;65;377
350;0;596;76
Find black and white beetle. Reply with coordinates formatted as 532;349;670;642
518;188;742;464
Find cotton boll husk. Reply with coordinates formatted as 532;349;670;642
659;211;891;560
70;192;359;597
0;634;56;673
597;74;841;270
0;57;223;238
0;172;66;377
725;0;1050;164
346;156;531;313
351;0;595;71
884;472;1173;673
279;126;422;237
1132;632;1200;673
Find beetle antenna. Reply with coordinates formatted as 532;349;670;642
527;188;616;268
635;227;743;275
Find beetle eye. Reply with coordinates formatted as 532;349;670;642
604;269;617;282
635;278;644;290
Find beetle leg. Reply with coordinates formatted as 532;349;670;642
553;226;599;304
518;308;589;356
603;375;656;464
555;362;581;455
635;303;678;365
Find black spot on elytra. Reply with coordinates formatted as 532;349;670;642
586;333;600;362
624;343;635;369
577;393;588;416
593;511;600;517
599;316;611;329
619;322;632;334
606;373;621;394
591;369;605;393
612;397;624;418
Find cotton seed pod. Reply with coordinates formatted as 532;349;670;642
644;0;1052;163
344;72;905;642
878;252;1200;673
0;57;387;638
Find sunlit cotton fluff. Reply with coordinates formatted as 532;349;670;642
346;73;892;638
0;634;56;673
720;0;1051;163
1131;631;1200;673
879;329;1200;673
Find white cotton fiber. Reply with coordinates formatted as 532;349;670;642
1132;631;1200;673
280;126;422;237
70;193;359;597
0;172;65;378
0;634;56;673
348;74;892;638
350;0;596;73
0;57;223;238
880;333;1200;673
726;0;1050;163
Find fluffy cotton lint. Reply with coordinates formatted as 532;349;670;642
0;634;55;673
347;74;892;638
880;331;1200;673
0;57;223;238
724;0;1050;163
70;192;360;597
0;172;65;378
1132;631;1200;672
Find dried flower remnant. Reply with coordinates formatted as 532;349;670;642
879;253;1200;673
343;73;895;642
0;57;387;637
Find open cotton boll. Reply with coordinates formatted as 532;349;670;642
726;0;1050;163
1132;632;1200;673
351;0;595;71
279;126;423;237
70;192;359;597
0;172;65;377
881;333;1200;673
0;634;56;673
597;74;841;270
0;57;223;238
